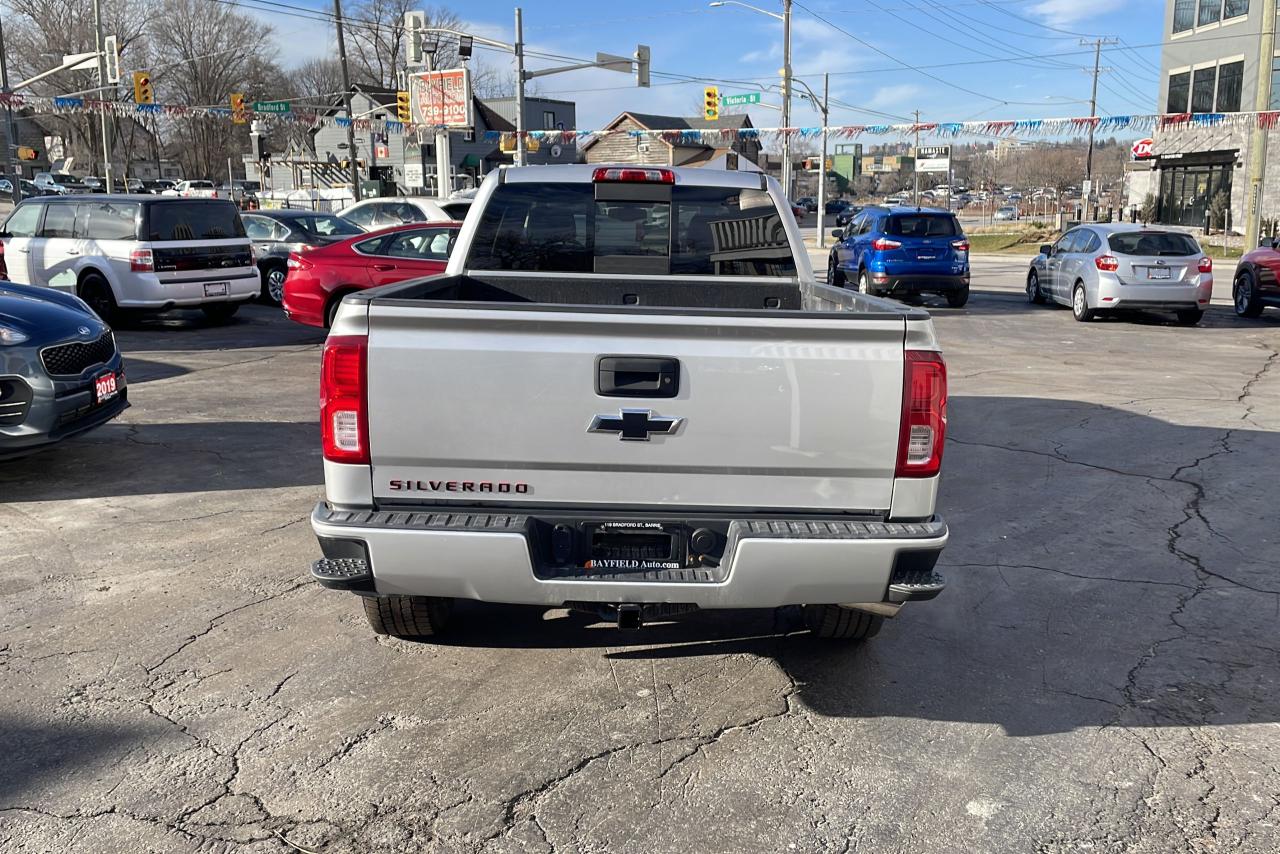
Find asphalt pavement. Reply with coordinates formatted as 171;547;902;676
1;275;1279;853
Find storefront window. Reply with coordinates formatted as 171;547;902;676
1158;161;1234;227
1217;61;1243;111
1168;71;1191;113
1191;67;1217;112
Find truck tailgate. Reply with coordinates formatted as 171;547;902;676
365;303;906;512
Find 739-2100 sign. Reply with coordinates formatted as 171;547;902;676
410;68;473;128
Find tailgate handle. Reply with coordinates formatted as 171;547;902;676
596;356;679;398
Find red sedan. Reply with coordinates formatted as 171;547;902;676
282;221;461;327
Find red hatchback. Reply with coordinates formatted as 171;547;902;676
282;221;461;327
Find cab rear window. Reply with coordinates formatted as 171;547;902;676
145;201;245;241
886;215;959;237
466;183;797;276
1107;231;1201;257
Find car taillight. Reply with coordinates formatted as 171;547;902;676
951;239;969;252
1095;255;1119;272
871;238;902;251
287;252;308;269
1198;257;1212;273
896;350;947;479
592;167;676;184
321;336;369;464
130;249;154;272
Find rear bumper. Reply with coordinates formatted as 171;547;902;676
1095;275;1211;310
309;503;949;608
116;271;261;308
873;272;969;293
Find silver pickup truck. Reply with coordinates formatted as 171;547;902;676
309;164;949;641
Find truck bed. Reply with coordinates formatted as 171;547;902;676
358;272;927;318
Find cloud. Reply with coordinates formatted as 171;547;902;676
865;84;923;110
1028;0;1117;26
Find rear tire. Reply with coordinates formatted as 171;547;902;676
261;263;286;306
945;284;970;308
1234;271;1264;318
201;303;240;323
1072;283;1095;322
362;595;453;638
828;255;846;287
858;268;877;297
1027;270;1046;304
1175;308;1205;326
79;274;119;325
803;604;884;641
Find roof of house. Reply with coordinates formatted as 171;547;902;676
582;111;756;151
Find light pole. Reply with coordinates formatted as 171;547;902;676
709;1;791;197
791;75;828;247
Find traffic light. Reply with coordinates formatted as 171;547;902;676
230;92;247;124
704;86;719;121
15;146;38;161
635;44;650;88
132;71;153;105
396;90;411;123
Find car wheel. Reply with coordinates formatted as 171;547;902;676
1027;270;1046;304
1234;271;1264;318
1176;308;1205;326
1072;283;1095;322
858;269;877;297
201;303;240;324
945;284;970;308
362;594;453;638
828;255;846;287
803;604;883;641
261;264;286;306
79;274;119;325
324;291;353;329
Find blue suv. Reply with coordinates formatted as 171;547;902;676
828;206;970;307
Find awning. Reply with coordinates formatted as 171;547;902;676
460;153;482;168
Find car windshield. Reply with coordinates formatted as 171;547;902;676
147;201;245;240
886;214;959;237
1108;231;1201;257
466;182;797;277
293;215;362;237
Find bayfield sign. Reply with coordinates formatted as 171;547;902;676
1132;138;1154;160
411;69;473;128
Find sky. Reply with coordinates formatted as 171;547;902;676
248;0;1169;131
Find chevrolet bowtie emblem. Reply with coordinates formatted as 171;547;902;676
588;409;682;441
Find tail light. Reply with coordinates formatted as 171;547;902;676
1095;255;1119;272
592;167;675;184
951;239;970;252
896;350;947;479
871;238;902;251
130;249;154;272
1198;257;1213;274
320;336;369;464
287;252;309;269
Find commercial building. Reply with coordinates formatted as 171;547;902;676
1147;0;1271;229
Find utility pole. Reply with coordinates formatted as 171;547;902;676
514;7;527;168
817;72;829;249
0;15;20;204
92;0;113;191
1246;1;1278;247
1081;37;1116;220
334;0;361;201
780;0;792;198
913;109;920;207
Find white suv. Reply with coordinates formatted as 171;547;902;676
0;196;258;323
163;180;220;199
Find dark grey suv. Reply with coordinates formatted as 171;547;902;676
0;281;127;458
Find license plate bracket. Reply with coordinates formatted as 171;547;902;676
204;281;229;297
582;522;684;571
1147;267;1171;280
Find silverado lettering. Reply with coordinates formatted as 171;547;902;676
388;479;530;493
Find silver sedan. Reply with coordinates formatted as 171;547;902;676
1026;223;1213;325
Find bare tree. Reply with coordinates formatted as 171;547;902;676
148;0;288;178
293;58;346;107
346;0;459;88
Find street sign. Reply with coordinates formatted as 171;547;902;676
410;69;473;128
915;145;951;174
253;100;291;114
721;92;761;107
